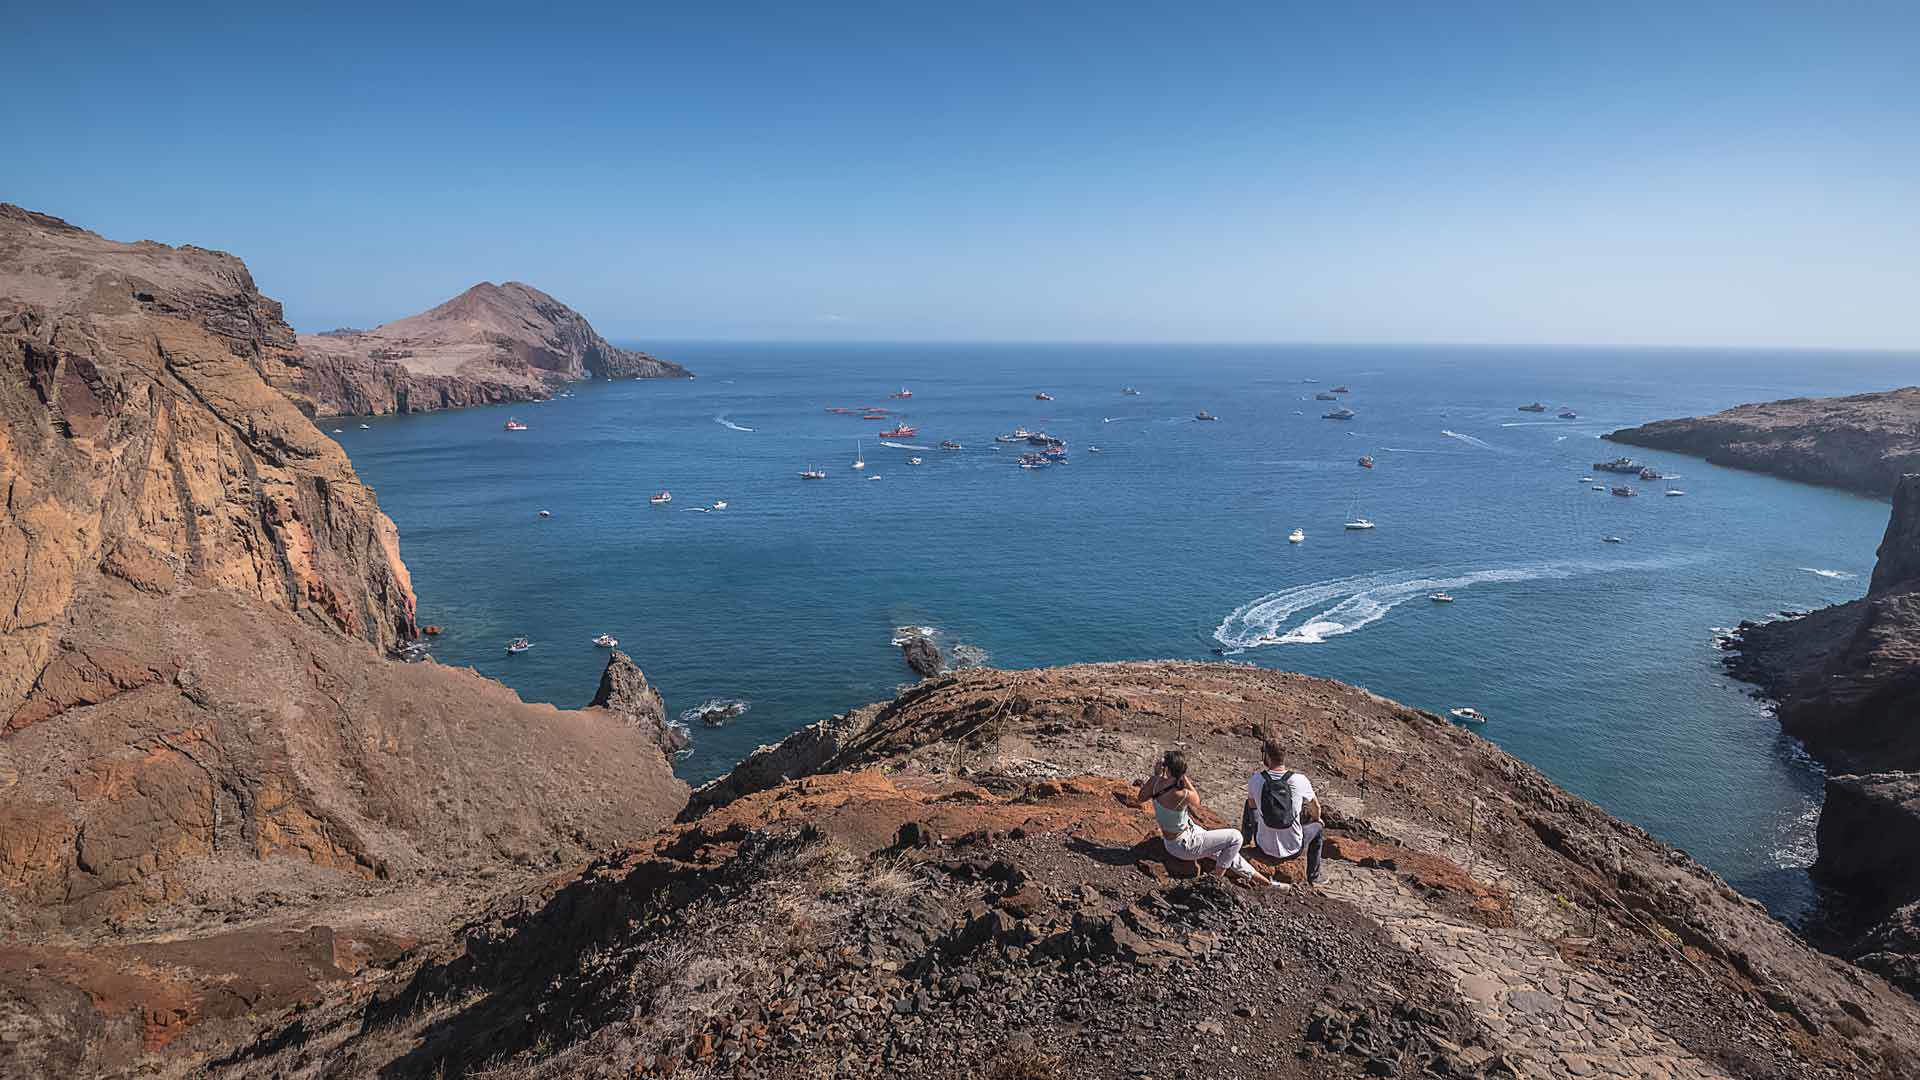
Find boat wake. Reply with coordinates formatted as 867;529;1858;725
1440;429;1500;451
1798;567;1857;580
1103;416;1143;423
1379;447;1454;454
881;441;930;450
715;415;755;432
1215;559;1682;648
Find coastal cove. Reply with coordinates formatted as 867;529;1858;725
337;342;1913;924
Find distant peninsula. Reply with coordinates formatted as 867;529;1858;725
280;281;689;416
1605;387;1920;499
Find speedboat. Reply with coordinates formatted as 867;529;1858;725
1122;386;1141;395
504;418;527;431
1602;535;1626;543
1195;410;1218;421
799;467;827;479
1665;488;1685;497
1344;518;1375;530
1591;484;1606;491
1579;476;1594;483
359;423;371;430
1088;446;1103;453
1518;403;1547;413
651;491;672;505
592;633;618;648
1358;456;1374;468
1288;528;1305;543
713;500;728;510
1429;593;1455;603
867;474;883;481
506;637;534;655
939;440;962;450
908;457;923;465
1558;410;1578;419
332;427;344;433
1034;391;1053;401
537;509;551;517
1449;707;1488;724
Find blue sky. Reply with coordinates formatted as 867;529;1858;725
5;2;1917;347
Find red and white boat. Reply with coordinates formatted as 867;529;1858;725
880;422;917;438
890;386;913;399
504;418;528;431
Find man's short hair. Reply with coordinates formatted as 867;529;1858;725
1261;733;1286;765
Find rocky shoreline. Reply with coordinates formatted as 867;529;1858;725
1604;386;1920;499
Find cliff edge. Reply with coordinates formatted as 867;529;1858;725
284;281;689;416
1604;387;1920;498
0;207;688;1071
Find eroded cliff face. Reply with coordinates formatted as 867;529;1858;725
1604;388;1920;499
282;281;689;417
0;207;690;1069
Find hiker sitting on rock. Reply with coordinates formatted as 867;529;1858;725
1243;734;1325;885
1133;750;1283;890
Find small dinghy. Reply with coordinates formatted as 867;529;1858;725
651;491;672;505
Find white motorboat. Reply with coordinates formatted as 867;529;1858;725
1602;535;1626;544
332;427;344;433
908;457;923;465
1665;486;1686;497
537;509;551;517
359;423;371;430
1429;592;1455;603
867;474;883;481
1579;476;1594;483
592;633;618;648
1344;519;1375;530
1288;528;1305;543
1449;707;1488;724
506;637;534;655
713;500;728;510
650;491;672;505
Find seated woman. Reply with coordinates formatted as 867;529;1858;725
1133;750;1283;889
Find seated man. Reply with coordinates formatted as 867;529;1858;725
1244;734;1325;884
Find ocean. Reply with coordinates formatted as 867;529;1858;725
334;342;1915;923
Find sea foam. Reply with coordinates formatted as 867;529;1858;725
1798;567;1857;580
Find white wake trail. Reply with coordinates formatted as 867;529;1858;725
715;415;755;432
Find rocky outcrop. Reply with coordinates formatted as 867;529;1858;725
1817;773;1920;900
902;633;942;677
588;649;686;755
205;663;1920;1080
0;208;689;1070
281;281;689;416
1604;387;1920;498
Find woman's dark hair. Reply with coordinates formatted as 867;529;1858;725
1161;750;1188;779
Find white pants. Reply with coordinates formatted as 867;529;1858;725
1164;825;1254;877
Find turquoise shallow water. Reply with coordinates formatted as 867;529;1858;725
335;343;1914;922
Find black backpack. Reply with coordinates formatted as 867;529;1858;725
1259;770;1298;830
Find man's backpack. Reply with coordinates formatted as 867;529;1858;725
1258;771;1298;831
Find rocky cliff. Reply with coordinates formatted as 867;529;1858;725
283;281;689;416
1719;474;1920;996
199;664;1920;1080
0;207;688;1071
1604;387;1920;498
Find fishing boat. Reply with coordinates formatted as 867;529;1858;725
939;440;963;450
1195;410;1218;421
1358;456;1374;468
1448;707;1488;724
1517;402;1547;413
1314;392;1338;401
1638;466;1663;481
1288;528;1305;543
799;467;827;479
651;491;672;504
1034;391;1053;401
592;633;618;648
1122;386;1141;395
713;500;728;510
908;456;923;465
890;386;913;399
506;637;534;655
1323;407;1356;420
852;441;866;470
880;423;917;438
1593;457;1639;473
1429;592;1455;603
1558;409;1578;419
504;418;527;431
1344;518;1376;530
1331;385;1350;393
1611;485;1637;497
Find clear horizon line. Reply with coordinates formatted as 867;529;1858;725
599;335;1920;356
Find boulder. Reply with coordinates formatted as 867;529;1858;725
903;634;943;677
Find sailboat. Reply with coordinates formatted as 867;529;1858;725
851;441;866;470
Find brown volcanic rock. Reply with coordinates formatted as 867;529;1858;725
285;281;689;416
0;207;689;1069
1604;387;1920;498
